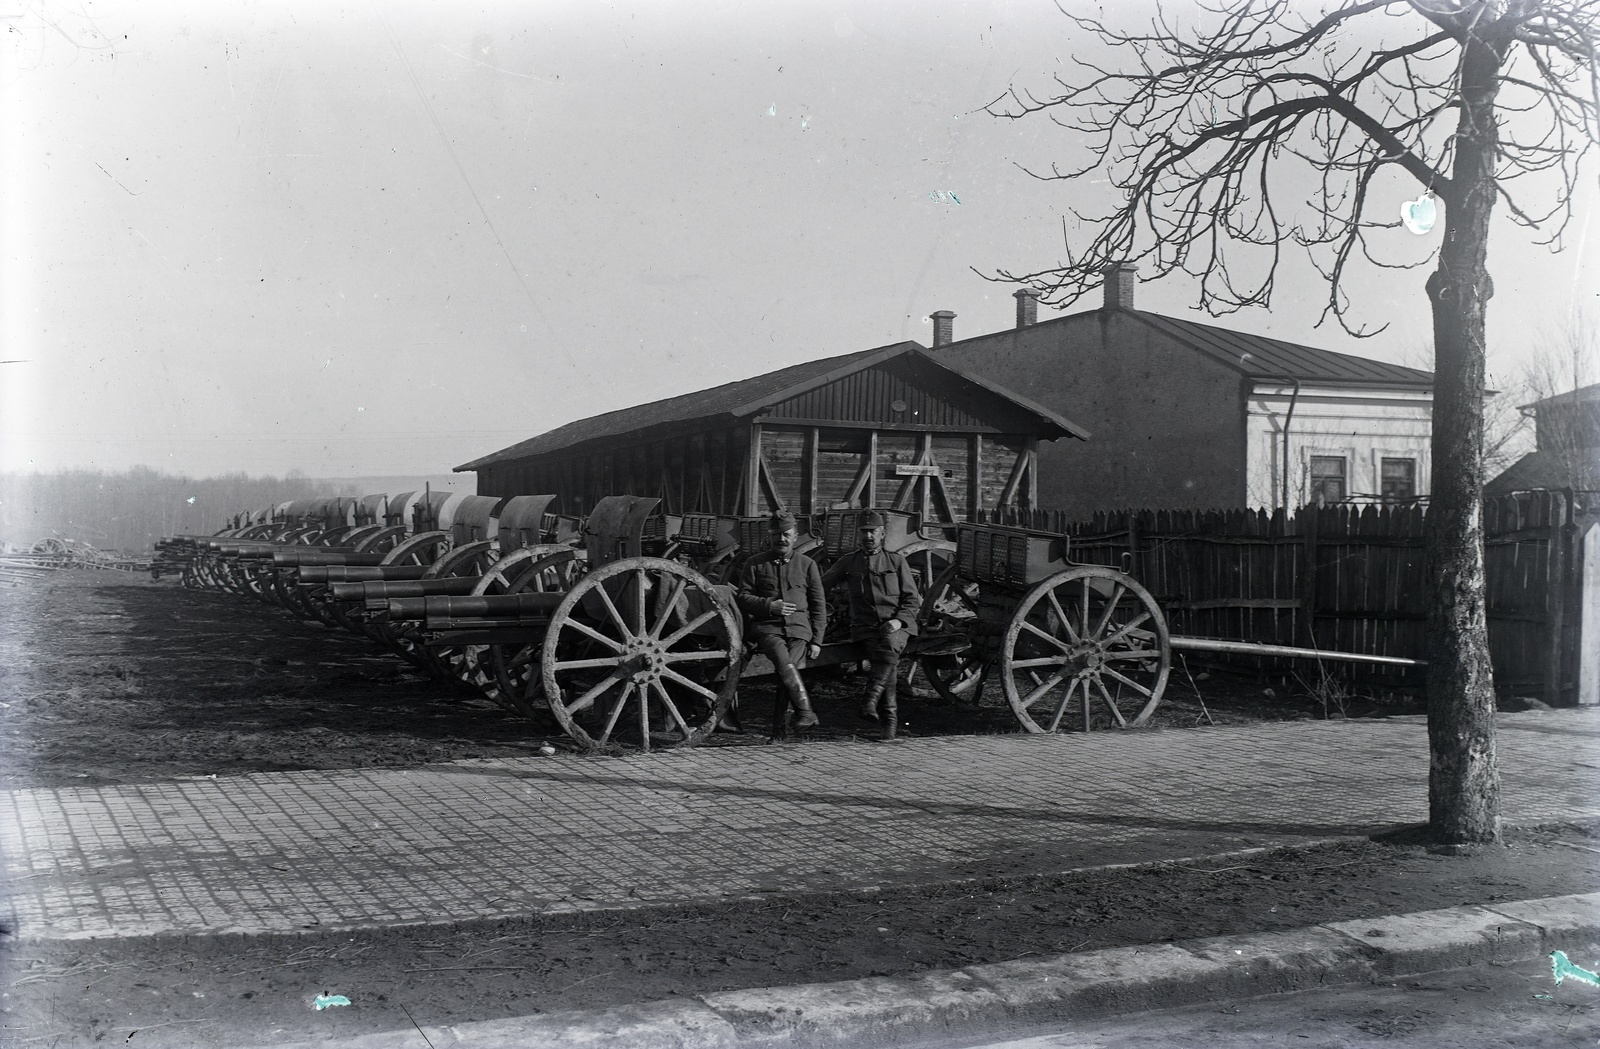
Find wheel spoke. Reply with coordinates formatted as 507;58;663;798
1096;677;1129;727
1020;667;1069;709
660;608;719;649
597;681;633;743
1020;619;1073;654
649;575;688;639
1046;588;1080;644
565;617;625;652
553;656;629;672
660;667;718;702
653;679;694;736
633;569;647;635
592;580;635;641
1100;612;1154;649
1102;666;1154;698
1089;584;1126;640
1047;676;1080;733
1104;647;1162;662
567;671;625;715
662;649;730;663
1010;655;1067;670
638;668;651;752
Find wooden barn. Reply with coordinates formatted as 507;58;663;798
457;342;1087;524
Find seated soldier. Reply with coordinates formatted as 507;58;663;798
821;511;922;740
735;512;825;738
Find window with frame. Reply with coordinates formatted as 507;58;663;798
1381;457;1417;502
1309;456;1347;504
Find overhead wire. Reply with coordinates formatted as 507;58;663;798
373;6;576;370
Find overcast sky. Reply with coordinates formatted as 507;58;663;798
2;0;1595;480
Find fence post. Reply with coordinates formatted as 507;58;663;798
1545;491;1571;707
1580;521;1600;706
1299;506;1319;649
1126;511;1141;579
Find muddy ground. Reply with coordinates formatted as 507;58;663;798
0;572;1593;1048
0;572;1414;791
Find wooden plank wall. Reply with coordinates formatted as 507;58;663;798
983;490;1590;705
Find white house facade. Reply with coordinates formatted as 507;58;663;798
1247;384;1434;508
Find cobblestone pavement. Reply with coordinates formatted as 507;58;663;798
3;711;1597;941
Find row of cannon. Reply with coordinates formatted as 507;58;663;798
160;488;1424;754
155;493;965;752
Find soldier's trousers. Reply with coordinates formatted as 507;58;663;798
860;628;909;723
754;634;809;728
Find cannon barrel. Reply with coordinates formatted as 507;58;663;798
296;565;431;584
271;550;389;567
328;578;480;603
386;592;565;621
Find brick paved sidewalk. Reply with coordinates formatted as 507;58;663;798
3;711;1597;941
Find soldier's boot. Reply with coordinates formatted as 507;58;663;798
861;659;894;721
879;671;900;741
716;694;745;734
782;664;819;729
859;686;882;722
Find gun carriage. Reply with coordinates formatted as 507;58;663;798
384;494;744;753
911;521;1424;733
159;489;1428;751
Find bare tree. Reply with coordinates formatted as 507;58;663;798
989;0;1599;843
1519;311;1600;489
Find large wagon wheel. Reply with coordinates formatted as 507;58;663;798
413;541;503;688
541;557;742;754
1000;566;1170;732
914;564;988;704
895;538;956;692
365;530;455;672
335;524;386;551
423;540;498;580
465;546;583;718
898;538;956;595
380;530;452;567
353;525;407;555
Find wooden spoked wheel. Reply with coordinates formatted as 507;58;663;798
1000;566;1170;733
380;530;452;568
417;541;504;689
353;525;407;555
467;547;582;719
423;540;498;580
914;564;987;704
899;539;956;595
541;558;742;754
365;531;454;673
895;539;956;693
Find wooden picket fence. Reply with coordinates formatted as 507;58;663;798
980;490;1594;705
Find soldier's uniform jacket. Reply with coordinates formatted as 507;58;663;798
822;549;922;640
735;550;827;644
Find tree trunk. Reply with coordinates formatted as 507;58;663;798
1423;25;1505;845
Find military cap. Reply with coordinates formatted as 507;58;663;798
859;510;887;529
769;511;798;532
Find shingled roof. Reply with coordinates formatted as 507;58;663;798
456;342;1088;472
1122;310;1434;387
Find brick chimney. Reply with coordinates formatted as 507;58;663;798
1014;288;1039;329
931;310;956;348
1103;262;1138;310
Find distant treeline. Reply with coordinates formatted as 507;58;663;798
0;468;366;554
